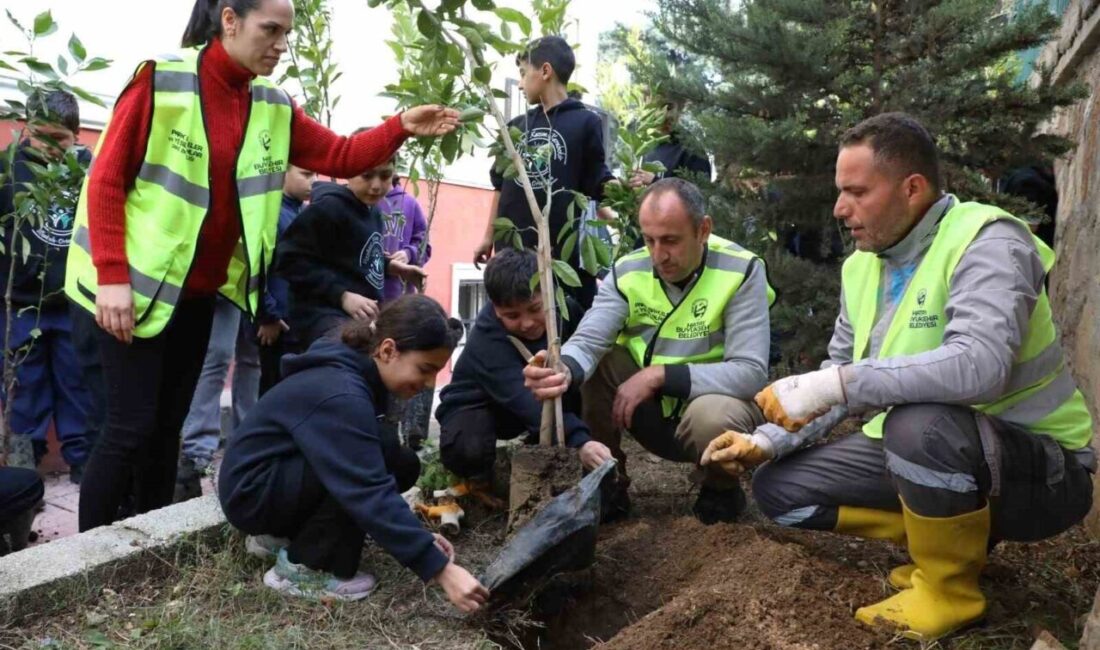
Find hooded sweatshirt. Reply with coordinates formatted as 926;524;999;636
0;143;91;308
490;98;613;265
436;300;591;448
218;338;449;582
380;183;430;301
275;181;386;335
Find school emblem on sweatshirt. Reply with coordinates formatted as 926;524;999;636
32;195;77;248
360;231;386;291
516;128;567;191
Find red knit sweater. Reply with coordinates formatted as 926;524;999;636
86;38;409;296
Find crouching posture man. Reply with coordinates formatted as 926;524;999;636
703;113;1095;641
526;178;774;524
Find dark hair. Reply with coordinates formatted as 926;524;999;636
182;0;264;48
639;178;707;228
341;295;464;355
484;249;540;307
27;90;79;134
517;36;576;85
839;112;941;193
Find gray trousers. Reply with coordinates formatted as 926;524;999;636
180;297;260;468
752;403;1094;542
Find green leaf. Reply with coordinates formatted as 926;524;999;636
493;7;532;35
33;11;55;37
528;272;540;294
440;132;459;161
81;57;111;72
5;10;25;34
581;235;598;274
68;33;86;62
416;10;439;39
20;235;30;263
57;55;68;76
458;107;485;123
561;231;577;265
28;327;41;339
21;57;57;79
512;231;523;250
551;260;581;288
471;0;496;9
555;286;568;320
473;65;492;85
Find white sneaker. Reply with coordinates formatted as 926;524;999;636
245;534;290;560
262;548;377;602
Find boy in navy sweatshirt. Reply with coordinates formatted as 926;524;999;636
437;250;612;481
472;36;616;309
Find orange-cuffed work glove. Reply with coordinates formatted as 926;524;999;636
700;431;772;478
755;366;846;432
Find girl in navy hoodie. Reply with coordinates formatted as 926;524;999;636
218;295;488;610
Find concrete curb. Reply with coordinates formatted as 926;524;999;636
0;495;227;623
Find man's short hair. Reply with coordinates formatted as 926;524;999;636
27;90;79;134
639;177;707;229
484;249;540;307
839;112;941;193
517;36;576;85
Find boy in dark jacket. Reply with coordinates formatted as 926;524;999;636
258;164;315;393
437;250;612;481
276;156;423;348
472;36;616;309
0;90;93;479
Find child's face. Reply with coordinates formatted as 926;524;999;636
348;163;395;206
375;340;450;400
493;295;547;341
27;123;76;161
518;60;547;106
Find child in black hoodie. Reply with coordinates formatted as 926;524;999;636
275;153;425;348
437;250;612;482
472;36;616;308
218;295;488;610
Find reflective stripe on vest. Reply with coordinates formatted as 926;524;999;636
614;235;774;418
841;199;1093;450
65;47;292;338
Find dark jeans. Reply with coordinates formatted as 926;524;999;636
78;297;216;531
439;404;532;480
753;403;1095;542
224;443;420;578
0;467;43;521
69;302;106;461
259;336;288;396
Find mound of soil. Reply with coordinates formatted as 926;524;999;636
520;517;893;649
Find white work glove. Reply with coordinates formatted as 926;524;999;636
755;366;846;432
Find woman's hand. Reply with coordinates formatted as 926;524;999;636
434;562;490;613
401;105;461;137
96;284;135;343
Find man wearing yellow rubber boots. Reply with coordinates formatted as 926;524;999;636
701;113;1095;641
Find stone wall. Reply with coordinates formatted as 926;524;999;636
1039;0;1100;537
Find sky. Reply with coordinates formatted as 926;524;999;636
0;0;656;185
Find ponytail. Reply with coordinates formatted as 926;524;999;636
181;0;264;48
342;295;464;356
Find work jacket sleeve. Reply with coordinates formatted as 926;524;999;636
670;261;771;401
560;276;630;386
825;287;855;367
841;220;1044;410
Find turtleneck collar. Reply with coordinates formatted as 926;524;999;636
877;194;954;265
202;38;255;90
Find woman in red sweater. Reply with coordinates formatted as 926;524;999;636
75;0;458;531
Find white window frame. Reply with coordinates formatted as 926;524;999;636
450;263;486;368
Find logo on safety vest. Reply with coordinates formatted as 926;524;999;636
692;299;708;318
917;288;927;307
259;130;272;152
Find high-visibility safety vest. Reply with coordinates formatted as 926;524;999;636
65;48;293;338
842;199;1093;449
614;235;775;418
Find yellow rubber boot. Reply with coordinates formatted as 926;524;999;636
834;507;914;589
854;504;989;641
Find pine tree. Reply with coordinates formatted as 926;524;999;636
626;0;1082;372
